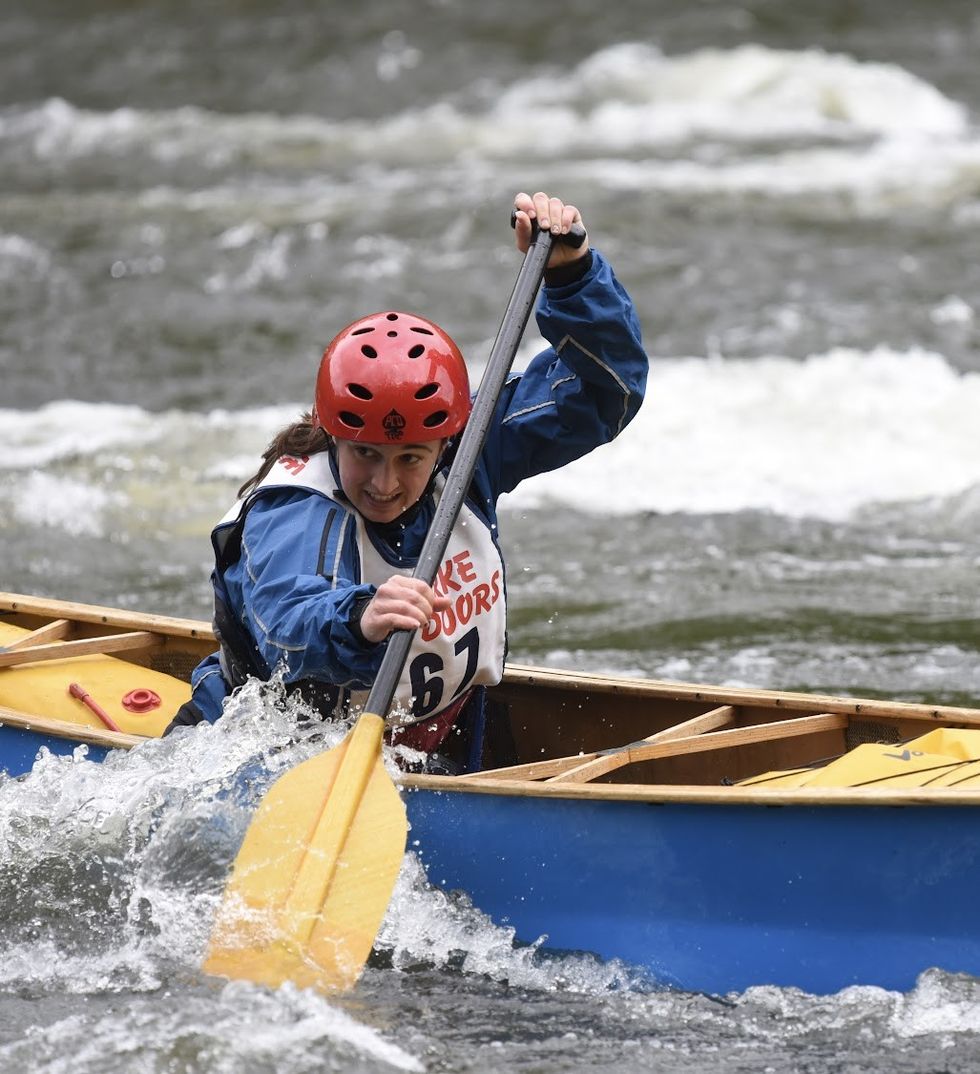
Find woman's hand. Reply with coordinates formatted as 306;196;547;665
512;190;590;269
358;575;451;644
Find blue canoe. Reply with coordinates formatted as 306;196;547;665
4;590;980;995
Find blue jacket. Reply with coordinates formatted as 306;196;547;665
190;249;648;722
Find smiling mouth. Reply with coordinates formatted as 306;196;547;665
364;490;400;507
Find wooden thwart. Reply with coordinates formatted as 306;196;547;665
547;705;737;783
2;619;72;650
548;712;846;783
468;703;737;782
470;704;739;781
0;631;161;669
470;710;847;784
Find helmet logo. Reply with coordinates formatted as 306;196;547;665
382;409;406;441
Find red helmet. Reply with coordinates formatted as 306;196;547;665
314;311;471;443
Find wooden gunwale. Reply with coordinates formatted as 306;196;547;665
3;594;978;727
0;703;147;750
0;592;212;642
500;662;980;725
399;771;980;807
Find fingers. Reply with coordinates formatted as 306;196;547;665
514;190;583;235
512;190;589;263
512;191;535;253
358;576;451;644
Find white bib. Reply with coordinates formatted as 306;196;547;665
353;488;507;723
230;453;506;723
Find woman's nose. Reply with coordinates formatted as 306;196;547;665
373;461;399;494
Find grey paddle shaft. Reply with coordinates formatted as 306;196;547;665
364;228;556;718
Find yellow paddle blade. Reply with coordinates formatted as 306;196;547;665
203;713;407;993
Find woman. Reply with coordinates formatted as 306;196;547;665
169;191;648;771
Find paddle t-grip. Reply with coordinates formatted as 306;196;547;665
510;209;588;248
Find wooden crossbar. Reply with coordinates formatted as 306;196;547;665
468;704;738;782
0;631;161;669
469;710;847;784
1;619;72;649
546;705;737;783
546;712;846;784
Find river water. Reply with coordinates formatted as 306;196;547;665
2;1;980;1070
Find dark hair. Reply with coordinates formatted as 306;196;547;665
238;411;331;498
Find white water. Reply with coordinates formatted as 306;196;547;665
3;346;979;539
3;44;979;225
3;44;971;157
0;678;642;1072
4;675;980;1073
512;344;980;520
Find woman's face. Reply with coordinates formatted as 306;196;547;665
335;438;443;523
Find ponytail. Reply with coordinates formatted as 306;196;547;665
237;412;331;498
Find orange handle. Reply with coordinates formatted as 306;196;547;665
68;682;123;733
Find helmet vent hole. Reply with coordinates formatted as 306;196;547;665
347;383;373;400
386;313;399;321
360;344;378;358
387;330;398;337
351;327;375;336
408;344;426;359
415;383;438;400
339;411;365;429
410;326;434;336
423;411;448;428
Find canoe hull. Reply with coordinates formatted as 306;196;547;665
406;785;980;995
1;721;112;774
5;590;980;995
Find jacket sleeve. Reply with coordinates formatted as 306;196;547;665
222;490;387;688
481;248;648;497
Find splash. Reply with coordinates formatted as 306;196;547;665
735;967;980;1041
0;679;427;1068
377;853;648;994
0;986;424;1073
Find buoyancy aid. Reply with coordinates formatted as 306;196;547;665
209;452;507;725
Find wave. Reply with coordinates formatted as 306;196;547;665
3;346;979;530
511;344;980;520
2;44;968;159
2;45;977;216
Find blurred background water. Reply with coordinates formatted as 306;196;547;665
2;1;980;1071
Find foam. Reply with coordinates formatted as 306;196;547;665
4;348;979;526
2;43;972;176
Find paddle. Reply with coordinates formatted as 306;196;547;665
204;218;580;994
